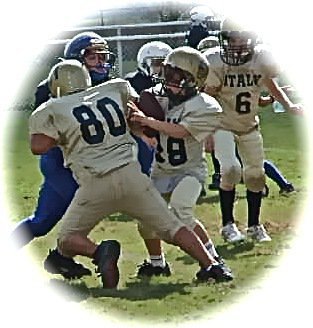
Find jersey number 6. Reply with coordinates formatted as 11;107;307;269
235;91;251;114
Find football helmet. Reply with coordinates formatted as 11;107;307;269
189;5;219;30
197;36;219;53
48;59;91;97
64;32;115;84
137;41;173;77
162;46;209;105
219;18;257;66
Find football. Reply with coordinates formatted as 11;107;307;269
137;90;165;137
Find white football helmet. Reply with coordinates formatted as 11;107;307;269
197;36;219;53
189;5;215;28
137;41;173;76
48;59;91;97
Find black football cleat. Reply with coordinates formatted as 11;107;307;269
137;260;171;277
44;248;92;279
214;256;232;274
196;263;234;283
200;187;207;198
279;183;295;195
93;240;121;288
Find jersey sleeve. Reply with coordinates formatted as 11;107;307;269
125;80;139;100
29;103;59;141
204;50;223;89
179;94;222;142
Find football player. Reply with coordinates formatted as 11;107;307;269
198;35;295;195
129;46;232;279
125;41;173;176
29;59;233;288
203;18;302;243
11;32;115;279
125;41;173;94
185;5;220;49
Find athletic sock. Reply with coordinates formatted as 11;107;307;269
150;254;166;268
219;188;236;226
247;189;262;227
205;239;219;258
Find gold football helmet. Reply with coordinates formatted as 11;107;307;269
48;59;91;97
162;46;209;106
163;46;209;90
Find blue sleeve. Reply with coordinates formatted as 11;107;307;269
34;79;50;107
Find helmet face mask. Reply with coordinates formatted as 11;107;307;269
163;64;197;107
163;64;196;89
162;46;209;106
219;19;256;66
64;32;116;84
48;60;91;98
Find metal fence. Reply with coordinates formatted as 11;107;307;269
46;20;190;77
13;20;193;111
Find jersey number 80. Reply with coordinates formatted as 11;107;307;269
72;97;126;144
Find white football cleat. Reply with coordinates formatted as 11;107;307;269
247;224;271;242
221;223;245;243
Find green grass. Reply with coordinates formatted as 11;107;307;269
4;106;307;324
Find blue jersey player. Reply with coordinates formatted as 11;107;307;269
11;32;116;279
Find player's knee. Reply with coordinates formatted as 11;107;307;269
245;169;265;192
168;204;197;230
222;164;242;185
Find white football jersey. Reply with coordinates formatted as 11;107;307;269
204;44;280;133
29;78;138;178
151;88;222;181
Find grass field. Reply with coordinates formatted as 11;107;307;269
4;106;307;325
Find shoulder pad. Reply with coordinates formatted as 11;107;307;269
200;93;223;113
